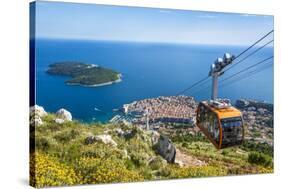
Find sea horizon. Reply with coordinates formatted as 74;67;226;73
34;37;275;48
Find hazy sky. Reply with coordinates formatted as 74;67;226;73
34;1;274;46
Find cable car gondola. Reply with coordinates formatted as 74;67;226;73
196;100;244;149
196;53;245;149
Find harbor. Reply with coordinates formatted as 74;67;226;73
110;96;197;129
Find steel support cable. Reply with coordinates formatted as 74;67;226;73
221;62;273;88
223;39;273;73
220;62;273;89
191;56;273;96
191;40;274;95
221;56;273;84
232;30;273;61
176;76;209;96
175;30;273;96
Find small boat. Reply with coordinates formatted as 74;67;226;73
94;107;102;112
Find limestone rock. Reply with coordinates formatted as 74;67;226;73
84;136;95;145
124;130;136;139
151;131;160;145
95;135;117;147
174;159;184;167
123;149;129;159
114;128;125;136
30;105;47;117
156;135;176;163
54;118;65;124
103;129;112;134
56;108;72;121
33;115;43;126
85;135;117;147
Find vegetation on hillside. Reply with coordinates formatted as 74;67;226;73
47;62;120;86
30;113;273;187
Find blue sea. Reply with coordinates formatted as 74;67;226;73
35;39;273;122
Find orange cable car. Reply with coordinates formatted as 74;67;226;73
196;101;244;149
196;53;244;149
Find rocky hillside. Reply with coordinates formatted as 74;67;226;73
30;104;273;188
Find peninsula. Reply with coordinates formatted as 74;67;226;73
46;62;121;87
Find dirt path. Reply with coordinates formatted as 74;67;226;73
174;148;206;167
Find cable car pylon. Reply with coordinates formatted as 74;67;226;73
196;53;244;149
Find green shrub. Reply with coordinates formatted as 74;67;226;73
248;152;272;167
159;165;227;178
139;167;153;180
130;152;148;167
171;133;207;143
124;159;135;170
35;137;50;151
42;114;55;121
182;142;189;148
81;143;124;160
59;143;84;163
54;129;80;143
149;156;166;170
221;149;231;156
242;140;273;156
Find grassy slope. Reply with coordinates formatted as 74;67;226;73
31;113;273;187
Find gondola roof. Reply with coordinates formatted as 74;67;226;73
200;101;242;119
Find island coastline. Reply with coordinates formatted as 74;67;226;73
47;62;122;87
66;74;122;87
